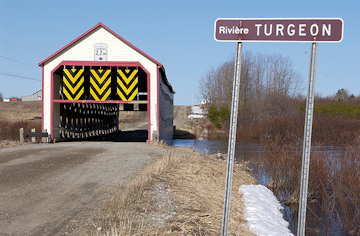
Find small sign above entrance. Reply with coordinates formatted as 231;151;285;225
94;43;108;61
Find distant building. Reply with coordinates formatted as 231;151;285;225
22;90;42;101
201;99;210;105
191;105;206;114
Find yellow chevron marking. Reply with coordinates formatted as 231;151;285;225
117;87;138;101
90;69;111;84
64;69;84;84
116;87;127;101
63;77;84;95
102;88;111;101
63;87;72;100
89;69;111;100
128;88;138;101
74;87;84;100
62;69;84;100
116;69;138;101
90;87;111;101
63;86;84;100
117;69;138;84
90;89;100;101
117;77;138;95
90;78;111;94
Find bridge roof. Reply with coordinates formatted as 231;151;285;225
38;22;163;67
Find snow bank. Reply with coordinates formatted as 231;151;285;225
239;185;294;236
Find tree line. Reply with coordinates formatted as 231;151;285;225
199;51;303;128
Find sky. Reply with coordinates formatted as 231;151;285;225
0;0;359;105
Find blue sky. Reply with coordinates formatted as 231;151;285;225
0;0;359;105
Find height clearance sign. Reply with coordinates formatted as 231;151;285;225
214;18;343;42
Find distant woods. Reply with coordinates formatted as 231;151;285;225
199;51;360;132
199;51;303;128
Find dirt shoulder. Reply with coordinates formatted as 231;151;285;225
76;145;256;235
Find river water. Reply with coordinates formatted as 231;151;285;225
171;139;350;235
171;139;272;185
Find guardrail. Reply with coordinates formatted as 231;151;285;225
19;128;50;143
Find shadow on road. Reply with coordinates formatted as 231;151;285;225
100;130;148;142
60;130;148;143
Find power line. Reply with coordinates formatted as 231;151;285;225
0;71;41;81
0;55;38;68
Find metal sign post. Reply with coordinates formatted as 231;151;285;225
297;42;318;236
221;41;243;236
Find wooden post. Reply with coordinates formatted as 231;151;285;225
31;128;36;143
42;129;47;143
19;128;24;143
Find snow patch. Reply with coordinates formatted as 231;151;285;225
239;185;294;236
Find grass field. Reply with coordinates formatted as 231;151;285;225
0;101;42;122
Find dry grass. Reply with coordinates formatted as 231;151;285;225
88;146;256;236
0;118;41;142
332;146;360;235
260;121;360;234
0;140;24;149
0;101;42;122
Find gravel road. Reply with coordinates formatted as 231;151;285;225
0;141;167;235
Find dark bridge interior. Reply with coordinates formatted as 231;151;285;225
51;64;149;141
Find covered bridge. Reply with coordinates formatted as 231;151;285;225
39;22;175;143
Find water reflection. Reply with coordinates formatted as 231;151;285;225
171;139;264;162
171;139;228;155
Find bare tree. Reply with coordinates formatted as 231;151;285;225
198;60;233;109
198;51;304;127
